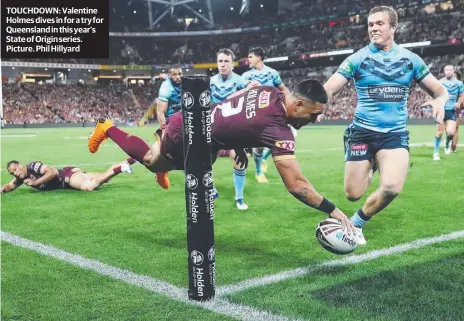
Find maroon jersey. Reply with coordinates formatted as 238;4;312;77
211;86;295;161
26;161;62;190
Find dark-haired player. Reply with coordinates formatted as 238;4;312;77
1;160;133;193
88;80;356;232
243;47;292;179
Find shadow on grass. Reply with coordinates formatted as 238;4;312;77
314;253;464;321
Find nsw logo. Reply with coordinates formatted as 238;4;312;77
199;90;211;108
186;174;198;191
182;92;194;109
191;250;204;266
202;171;213;188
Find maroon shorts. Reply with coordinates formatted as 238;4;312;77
160;112;185;170
59;166;82;189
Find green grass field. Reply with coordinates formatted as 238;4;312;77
2;125;463;321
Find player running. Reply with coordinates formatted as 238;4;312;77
432;65;464;159
211;48;259;210
1;160;133;193
88;80;355;232
242;47;291;182
323;6;448;245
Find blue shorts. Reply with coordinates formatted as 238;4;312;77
444;110;457;122
344;124;409;162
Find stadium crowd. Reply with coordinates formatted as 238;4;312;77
3;2;462;66
3;55;462;125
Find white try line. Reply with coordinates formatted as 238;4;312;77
1;231;303;321
216;230;464;296
1;134;38;138
0;162;122;171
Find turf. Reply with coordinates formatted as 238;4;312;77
2;125;463;320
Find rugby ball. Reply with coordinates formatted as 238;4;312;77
316;218;357;255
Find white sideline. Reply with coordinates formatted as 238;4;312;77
216;230;464;296
1;231;302;321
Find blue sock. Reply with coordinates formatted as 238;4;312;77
233;168;246;201
350;209;371;228
434;136;441;153
254;151;263;175
262;148;272;161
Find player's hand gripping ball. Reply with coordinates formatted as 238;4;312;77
316;218;357;255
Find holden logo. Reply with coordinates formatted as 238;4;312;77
182;92;194;109
202;171;213;187
199;90;210;108
191;250;204;266
186;174;198;190
208;246;215;261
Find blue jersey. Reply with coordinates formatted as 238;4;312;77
338;43;430;133
242;64;283;87
210;72;248;104
439;77;464;111
158;79;181;118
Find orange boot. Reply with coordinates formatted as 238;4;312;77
88;117;114;153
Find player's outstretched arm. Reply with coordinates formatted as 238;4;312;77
323;73;349;103
24;165;59;187
156;100;169;130
277;83;290;95
418;74;448;124
1;178;23;193
274;158;354;233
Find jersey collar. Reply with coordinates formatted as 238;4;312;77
220;73;233;82
368;42;398;55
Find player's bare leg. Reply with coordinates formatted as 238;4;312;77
68;164;124;191
86;160;133;185
433;122;444;160
452;119;460;152
444;120;457;155
229;150;248;210
351;149;409;245
253;147;268;183
344;160;373;202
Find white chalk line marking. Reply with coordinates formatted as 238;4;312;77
1;231;303;321
1;134;38;138
216;230;464;296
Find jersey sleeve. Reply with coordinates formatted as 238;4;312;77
271;69;283;87
237;75;248;90
261;122;295;161
337;54;358;80
458;81;464;96
412;54;431;83
28;161;43;175
157;81;171;102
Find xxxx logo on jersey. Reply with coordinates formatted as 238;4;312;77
275;140;295;151
258;91;271;108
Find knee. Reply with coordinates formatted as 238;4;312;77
380;184;402;200
344;187;363;202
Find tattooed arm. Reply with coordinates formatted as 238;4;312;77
274;158;354;232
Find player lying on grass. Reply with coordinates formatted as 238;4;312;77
1;159;133;193
88;79;355;233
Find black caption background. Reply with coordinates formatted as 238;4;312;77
1;0;109;59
